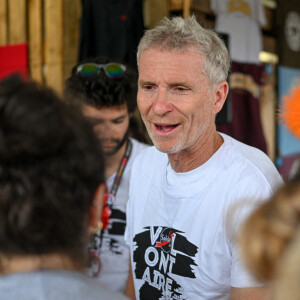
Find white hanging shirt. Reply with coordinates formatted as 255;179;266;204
211;0;266;64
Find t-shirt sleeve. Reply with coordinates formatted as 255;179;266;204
230;245;265;287
124;174;135;247
226;169;273;287
254;0;267;26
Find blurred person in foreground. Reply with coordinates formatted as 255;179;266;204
239;84;300;299
124;16;283;300
65;57;148;292
0;75;128;300
240;178;300;300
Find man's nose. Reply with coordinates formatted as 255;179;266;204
152;89;173;116
94;123;110;137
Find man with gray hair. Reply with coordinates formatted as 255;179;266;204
124;16;282;299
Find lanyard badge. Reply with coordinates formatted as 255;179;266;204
88;249;101;277
89;140;132;277
101;191;113;230
101;139;132;230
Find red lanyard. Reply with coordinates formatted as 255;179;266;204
89;140;133;277
101;139;132;230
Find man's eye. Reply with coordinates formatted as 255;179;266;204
175;86;188;92
142;85;154;91
87;119;103;126
113;119;124;124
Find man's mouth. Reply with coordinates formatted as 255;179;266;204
101;139;118;147
155;124;179;133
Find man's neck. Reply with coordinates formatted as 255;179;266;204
168;132;224;173
105;139;129;180
0;253;83;275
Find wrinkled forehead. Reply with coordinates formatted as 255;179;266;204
138;45;203;68
138;46;206;83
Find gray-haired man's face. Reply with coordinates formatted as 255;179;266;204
137;47;218;155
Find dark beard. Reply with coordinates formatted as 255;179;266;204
102;129;129;156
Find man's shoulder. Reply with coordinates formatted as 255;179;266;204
221;133;283;188
222;132;273;167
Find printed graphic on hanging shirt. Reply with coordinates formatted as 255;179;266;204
133;226;198;299
211;0;266;63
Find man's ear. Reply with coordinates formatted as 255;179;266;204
89;183;106;229
212;81;229;115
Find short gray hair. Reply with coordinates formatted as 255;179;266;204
137;16;230;87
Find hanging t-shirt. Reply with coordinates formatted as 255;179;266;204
78;0;144;69
125;133;283;299
211;0;266;64
0;44;28;80
217;61;267;153
88;138;148;292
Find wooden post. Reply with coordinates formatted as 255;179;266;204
44;0;63;93
63;0;81;83
145;0;169;29
169;0;190;19
0;0;8;45
183;0;191;18
8;0;27;43
28;0;43;82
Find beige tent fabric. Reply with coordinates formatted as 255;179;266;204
144;0;169;29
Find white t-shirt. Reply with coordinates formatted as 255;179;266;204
89;138;148;292
211;0;266;64
125;133;283;299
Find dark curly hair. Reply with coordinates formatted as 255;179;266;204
65;56;137;113
0;75;105;265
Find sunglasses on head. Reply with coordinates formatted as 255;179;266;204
76;62;126;78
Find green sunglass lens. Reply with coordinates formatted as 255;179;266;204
105;64;125;78
80;64;99;76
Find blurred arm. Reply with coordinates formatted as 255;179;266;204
231;286;270;300
125;261;136;300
